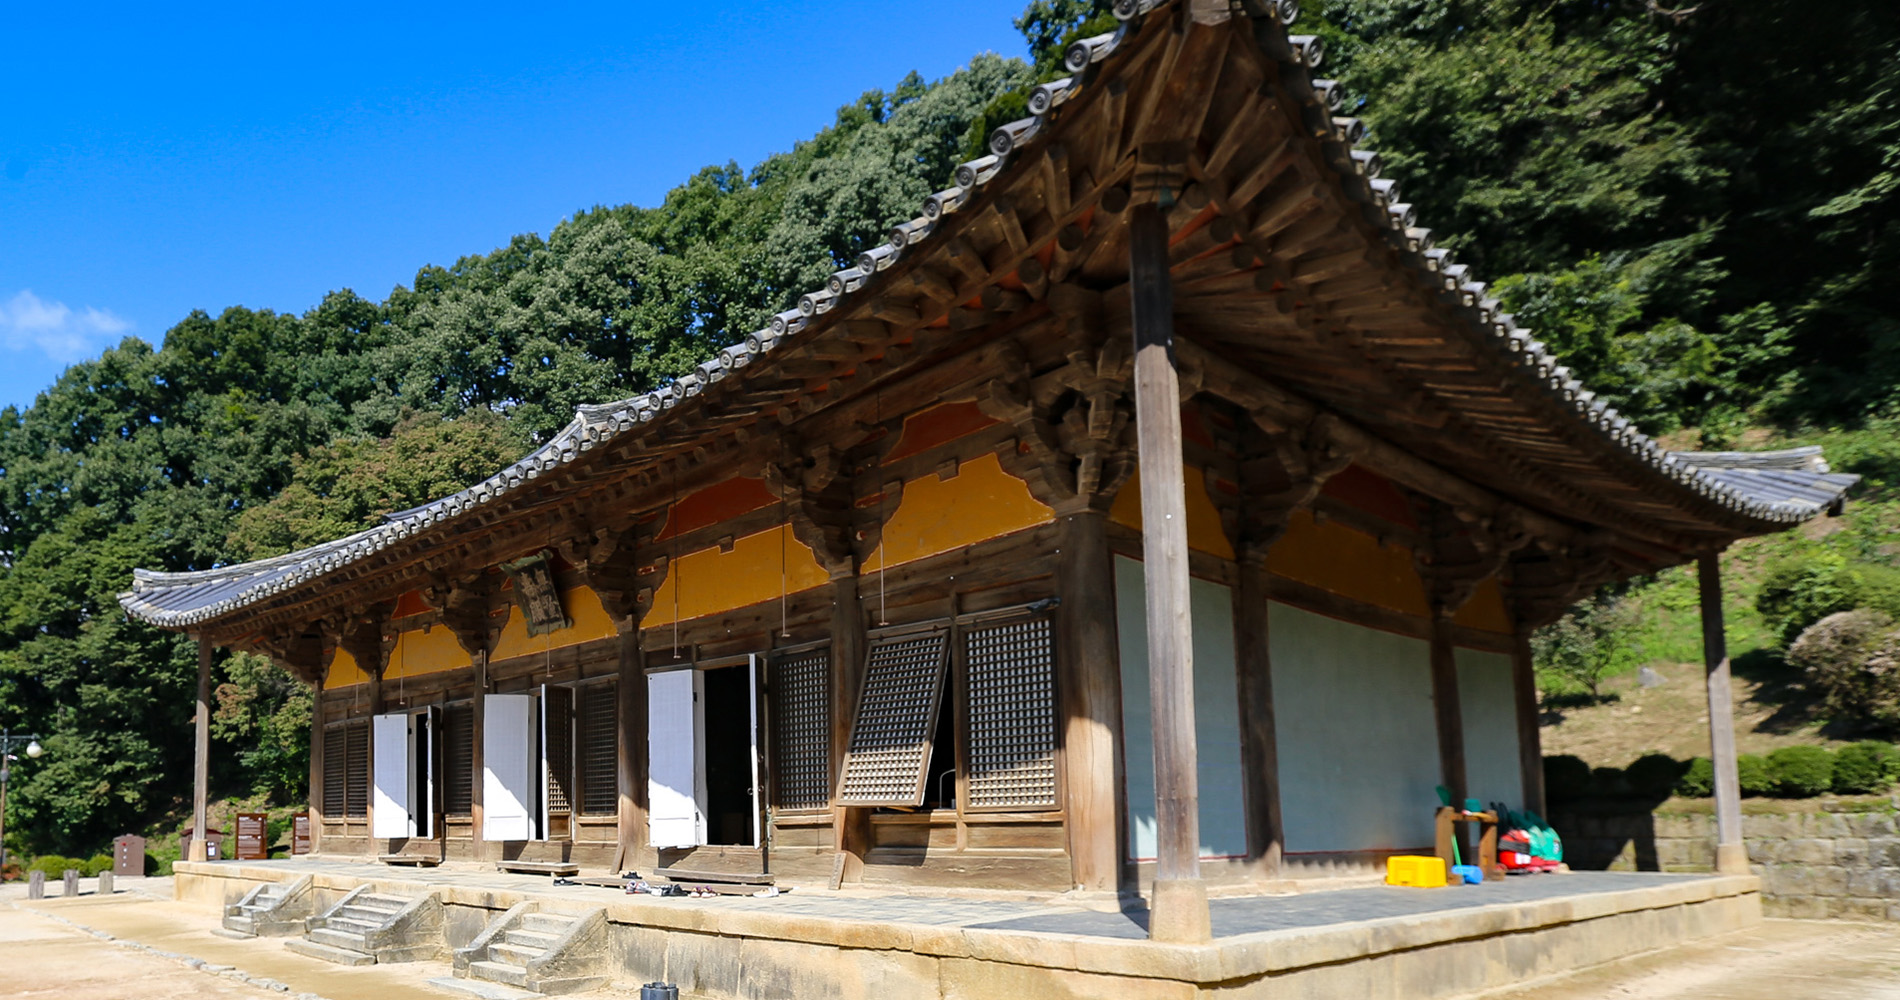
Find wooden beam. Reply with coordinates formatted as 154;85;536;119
1127;199;1210;943
191;636;212;862
1056;510;1125;894
1698;553;1748;874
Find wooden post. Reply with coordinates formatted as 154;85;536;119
1056;509;1125;893
1231;557;1283;879
470;649;488;862
1128;199;1209;943
1510;631;1546;817
365;662;383;844
829;573;870;885
190;636;212;863
615;622;647;872
1698;553;1748;874
1428;617;1467;806
308;681;325;854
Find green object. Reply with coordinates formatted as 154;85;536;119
1464;798;1483;813
1436;785;1454;808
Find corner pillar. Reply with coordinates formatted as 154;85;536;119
829;572;870;886
1698;553;1748;874
191;636;213;862
1056;508;1124;892
1510;630;1545;817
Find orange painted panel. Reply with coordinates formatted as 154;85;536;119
1108;465;1236;560
387;625;473;679
1452;576;1514;634
645;524;831;629
655;476;779;542
884;401;999;464
324;647;367;690
492;585;619;661
392;589;431;619
1319;464;1417;528
862;452;1054;569
1265;511;1430;618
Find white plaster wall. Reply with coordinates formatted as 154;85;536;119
1115;556;1248;861
1269;601;1440;854
1456;647;1524;810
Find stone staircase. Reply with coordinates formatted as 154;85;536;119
450;902;610;995
221;875;313;937
284;885;445;966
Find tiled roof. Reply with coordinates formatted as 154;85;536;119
119;0;1856;630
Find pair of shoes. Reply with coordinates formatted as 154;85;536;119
621;871;640;880
552;877;576;886
751;886;780;898
689;887;719;899
626;879;652;895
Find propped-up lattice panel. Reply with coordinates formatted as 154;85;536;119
965;616;1059;810
771;646;832;812
835;629;951;807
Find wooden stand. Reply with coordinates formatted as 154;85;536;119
1434;807;1501;879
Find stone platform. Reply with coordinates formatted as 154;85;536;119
175;859;1760;999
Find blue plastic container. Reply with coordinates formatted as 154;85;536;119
1450;864;1484;885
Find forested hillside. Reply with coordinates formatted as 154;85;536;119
2;0;1896;858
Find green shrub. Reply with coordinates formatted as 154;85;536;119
1676;757;1715;797
82;854;112;877
1737;754;1776;796
1758;556;1900;648
1768;745;1835;796
26;855;77;878
1788;609;1900;732
1544;755;1593;801
1831;741;1899;794
1626;753;1688;797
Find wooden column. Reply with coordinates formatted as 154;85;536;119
1428;616;1467;807
1698;553;1748;874
1510;631;1546;817
829;573;870;885
1231;556;1283;878
615;622;648;872
1128;198;1209;943
308;681;325;854
470;649;489;862
1056;509;1125;893
190;636;212;862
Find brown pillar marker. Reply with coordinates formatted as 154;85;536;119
1128;198;1210;943
191;636;212;862
1056;509;1126;893
616;622;648;872
1698;553;1748;874
1232;557;1283;879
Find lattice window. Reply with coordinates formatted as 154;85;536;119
578;682;618;816
343;722;369;818
545;688;573;815
835;629;950;807
771;646;831;811
322;726;347;817
964;616;1059;809
444;703;474;816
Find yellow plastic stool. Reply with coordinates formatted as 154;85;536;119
1386;854;1448;888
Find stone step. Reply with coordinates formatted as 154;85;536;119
326;915;387;936
356;893;412;912
466;960;530;988
487;942;544;967
305;927;372;952
220;914;256;937
533;974;611;996
501;928;558;950
427;975;541;1000
520;912;577;935
285;937;377;967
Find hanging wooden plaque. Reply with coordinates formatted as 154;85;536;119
501;550;571;636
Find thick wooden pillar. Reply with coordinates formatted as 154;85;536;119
190;636;212;862
1510;631;1546;816
1698;553;1748;874
470;649;489;862
308;681;325;854
1056;509;1125;893
829;573;870;885
1128;199;1209;943
1232;557;1283;877
616;623;648;872
1428;616;1467;807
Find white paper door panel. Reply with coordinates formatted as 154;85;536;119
482;694;535;841
371;713;411;838
647;669;703;849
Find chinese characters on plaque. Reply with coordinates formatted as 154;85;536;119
501;550;572;636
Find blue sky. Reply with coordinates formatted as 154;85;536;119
0;1;1030;411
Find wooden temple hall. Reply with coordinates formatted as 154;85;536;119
124;0;1854;943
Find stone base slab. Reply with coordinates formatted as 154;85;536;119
177;862;1760;999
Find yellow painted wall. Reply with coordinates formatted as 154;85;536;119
1108;466;1236;560
387;624;473;679
1452;576;1514;635
1266;510;1430;618
492;584;620;661
324;647;367;690
863;452;1054;569
644;524;831;629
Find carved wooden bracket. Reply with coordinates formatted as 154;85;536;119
1208;410;1357;564
1501;538;1619;631
979;316;1137;514
253;624;328;686
336;601;396;678
420;575;494;659
554;520;648;625
1413;497;1535;620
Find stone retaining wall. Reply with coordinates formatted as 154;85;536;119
1553;795;1900;921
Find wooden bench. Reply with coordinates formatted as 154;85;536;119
655;866;775;886
495;860;580;877
379;854;442;867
